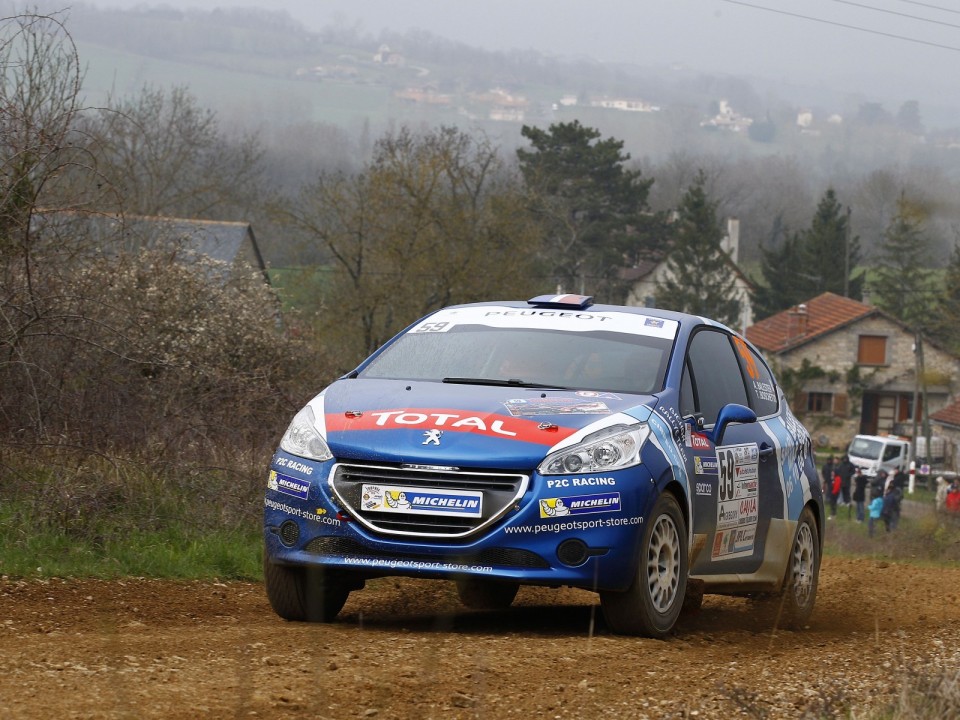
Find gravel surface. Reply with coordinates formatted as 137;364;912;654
2;555;959;719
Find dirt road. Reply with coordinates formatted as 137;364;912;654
2;556;959;719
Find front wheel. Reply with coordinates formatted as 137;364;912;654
263;555;352;622
778;506;820;628
601;493;687;638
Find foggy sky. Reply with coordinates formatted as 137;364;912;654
95;0;960;114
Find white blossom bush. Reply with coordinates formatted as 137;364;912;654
1;245;326;458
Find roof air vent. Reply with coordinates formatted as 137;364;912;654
527;294;594;310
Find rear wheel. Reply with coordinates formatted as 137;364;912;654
456;578;520;609
601;493;687;637
778;506;820;628
263;555;352;622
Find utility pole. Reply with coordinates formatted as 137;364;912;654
844;206;851;298
911;331;920;453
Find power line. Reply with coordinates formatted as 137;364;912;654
833;0;960;30
721;0;960;52
895;0;960;17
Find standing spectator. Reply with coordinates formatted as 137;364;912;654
821;455;836;496
881;482;903;532
829;470;842;518
935;476;948;514
946;477;960;515
868;482;885;537
836;455;855;507
883;468;896;494
852;467;868;523
876;469;889;499
892;465;909;492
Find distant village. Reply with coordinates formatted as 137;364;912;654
287;43;960;148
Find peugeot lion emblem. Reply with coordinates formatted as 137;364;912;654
422;429;443;446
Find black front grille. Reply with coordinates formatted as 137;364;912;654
329;462;529;539
334;464;522;491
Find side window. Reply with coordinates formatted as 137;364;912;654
882;444;902;462
732;336;780;417
686;330;749;426
680;360;695;417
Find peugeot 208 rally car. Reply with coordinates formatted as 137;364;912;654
263;295;824;637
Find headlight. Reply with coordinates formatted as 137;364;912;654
538;423;648;475
279;405;333;461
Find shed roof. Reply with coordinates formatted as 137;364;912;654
931;400;960;430
33;211;269;283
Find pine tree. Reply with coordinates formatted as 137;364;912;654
654;170;741;326
516;120;654;301
872;195;935;328
930;240;960;353
751;215;809;320
799;189;864;299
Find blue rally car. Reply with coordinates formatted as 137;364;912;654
264;295;824;637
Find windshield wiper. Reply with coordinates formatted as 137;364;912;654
442;377;571;390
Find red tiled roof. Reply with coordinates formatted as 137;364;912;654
931;399;960;428
746;292;876;353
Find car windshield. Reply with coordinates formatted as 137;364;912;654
360;324;672;395
849;437;882;460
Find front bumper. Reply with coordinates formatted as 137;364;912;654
263;450;655;591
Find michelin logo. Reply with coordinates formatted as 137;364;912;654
362;483;483;517
540;492;621;518
268;471;310;501
694;456;718;475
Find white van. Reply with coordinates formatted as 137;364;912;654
847;435;911;477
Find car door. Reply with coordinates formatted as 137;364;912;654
681;329;781;577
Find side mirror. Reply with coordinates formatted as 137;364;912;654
711;403;757;445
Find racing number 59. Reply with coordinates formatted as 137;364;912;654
415;321;449;333
718;448;735;501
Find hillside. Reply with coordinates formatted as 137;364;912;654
31;1;960;176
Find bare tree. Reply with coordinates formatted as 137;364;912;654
1;11;91;440
1;13;305;459
0;12;88;249
280;125;544;366
76;84;265;219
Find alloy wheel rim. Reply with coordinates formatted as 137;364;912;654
646;513;680;612
791;523;815;606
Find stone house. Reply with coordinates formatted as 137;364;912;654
622;217;754;333
745;292;960;449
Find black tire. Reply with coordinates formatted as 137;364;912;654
600;493;688;638
263;555;351;622
777;506;820;629
455;578;520;609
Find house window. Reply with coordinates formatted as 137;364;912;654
833;393;849;417
857;335;887;365
806;392;833;413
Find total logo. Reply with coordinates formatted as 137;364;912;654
326;406;578;446
690;432;712;451
370;410;517;436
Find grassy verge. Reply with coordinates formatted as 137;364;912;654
0;503;262;579
0;446;266;580
823;497;960;565
2;441;958;578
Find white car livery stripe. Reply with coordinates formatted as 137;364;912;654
760;411;813;521
409;305;679;340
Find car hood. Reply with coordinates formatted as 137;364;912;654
317;378;655;468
